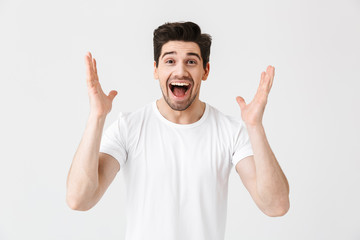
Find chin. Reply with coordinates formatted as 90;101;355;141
163;93;197;112
168;102;192;111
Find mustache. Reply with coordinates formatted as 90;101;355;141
168;76;193;84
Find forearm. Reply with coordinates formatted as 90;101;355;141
247;124;289;213
66;114;106;210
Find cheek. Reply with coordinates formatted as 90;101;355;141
159;71;170;81
160;79;169;91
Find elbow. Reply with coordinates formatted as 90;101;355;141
265;206;289;217
66;183;99;211
263;198;290;217
66;194;93;211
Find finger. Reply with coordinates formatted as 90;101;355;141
86;52;94;69
93;58;97;75
108;90;118;101
85;53;95;88
236;96;246;110
266;65;275;87
254;71;270;102
254;72;264;100
92;58;99;81
264;71;271;90
269;66;275;89
266;65;272;75
257;71;264;88
84;52;92;72
261;66;272;91
258;71;267;92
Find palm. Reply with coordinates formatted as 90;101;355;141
85;52;117;117
236;66;275;126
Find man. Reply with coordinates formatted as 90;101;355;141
66;22;290;240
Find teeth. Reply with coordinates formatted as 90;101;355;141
170;82;190;86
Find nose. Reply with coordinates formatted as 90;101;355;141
173;62;189;79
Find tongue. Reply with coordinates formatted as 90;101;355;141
173;86;186;97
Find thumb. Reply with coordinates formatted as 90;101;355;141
108;90;118;101
236;96;246;110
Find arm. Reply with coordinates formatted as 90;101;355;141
66;52;119;211
66;117;120;211
235;132;289;217
235;66;290;217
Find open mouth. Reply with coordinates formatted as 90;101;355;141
169;82;191;98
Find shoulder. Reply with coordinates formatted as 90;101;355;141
206;103;244;129
116;101;153;124
109;102;153;146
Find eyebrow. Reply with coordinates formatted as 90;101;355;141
161;51;201;60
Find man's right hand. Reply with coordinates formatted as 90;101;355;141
85;52;117;118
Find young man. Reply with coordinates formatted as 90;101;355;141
66;22;290;240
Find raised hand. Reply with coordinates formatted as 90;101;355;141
85;52;118;118
236;65;275;127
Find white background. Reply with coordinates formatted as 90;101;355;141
1;0;359;239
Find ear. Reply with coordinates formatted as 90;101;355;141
153;61;159;79
202;62;210;81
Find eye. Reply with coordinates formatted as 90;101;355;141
187;60;197;65
165;59;174;64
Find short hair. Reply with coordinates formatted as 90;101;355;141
153;21;212;69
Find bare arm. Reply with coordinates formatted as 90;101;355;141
66;52;118;211
235;66;290;217
236;133;289;217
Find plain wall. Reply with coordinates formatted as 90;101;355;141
0;0;359;239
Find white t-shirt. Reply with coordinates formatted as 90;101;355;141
100;101;253;240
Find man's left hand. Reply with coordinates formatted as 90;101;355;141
236;65;275;127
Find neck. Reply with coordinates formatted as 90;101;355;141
156;98;206;124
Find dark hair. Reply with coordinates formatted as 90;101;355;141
153;21;212;69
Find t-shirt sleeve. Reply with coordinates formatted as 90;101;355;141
99;112;128;169
231;118;254;166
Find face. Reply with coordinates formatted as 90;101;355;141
154;41;210;111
